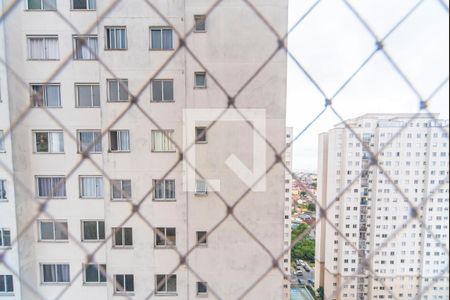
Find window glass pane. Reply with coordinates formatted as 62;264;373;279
119;131;130;151
112;180;122;199
197;282;207;293
57;265;70;282
32;85;44;107
43;265;56;282
165;180;175;199
44;38;59;59
43;0;56;9
77;86;93;107
155;228;165;246
99;265;106;282
110;131;118;151
52;177;66;197
83;221;98;240
38;178;52;197
50;132;64;153
167;275;176;292
98;222;105;240
108;80;118;102
45;85;60;107
114;229;123;246
54;222;68;240
152;80;162;101
1;230;11;247
35;132;49;152
125;275;134;292
0;181;6;199
79;132;93;152
156;275;166;292
155;181;164;199
166;228;176;245
28;0;42;9
195;73;206;87
92;85;100;106
162;29;173;49
85;264;99;282
5;275;13;292
195;16;206;31
118;80;128;101
163;80;173;101
151;30;161;49
88;0;96;9
122;180;132;199
118;29;126;48
115;275;124;292
94;132;102;152
124;228;133;246
73;0;87;9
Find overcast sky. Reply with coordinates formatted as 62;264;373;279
286;0;449;172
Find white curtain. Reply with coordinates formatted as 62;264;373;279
153;131;173;152
45;38;59;59
42;265;57;282
81;177;103;198
28;38;45;59
45;85;60;107
57;264;70;282
38;178;52;197
119;131;129;151
50;132;64;153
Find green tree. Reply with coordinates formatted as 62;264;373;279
317;287;324;300
307;203;316;212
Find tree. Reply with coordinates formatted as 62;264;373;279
317;287;324;300
307;203;316;212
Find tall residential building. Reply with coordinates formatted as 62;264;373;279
283;127;293;299
315;114;449;300
0;1;288;299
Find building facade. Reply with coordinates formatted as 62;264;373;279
316;114;449;300
0;0;288;299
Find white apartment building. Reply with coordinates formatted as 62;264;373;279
316;114;449;300
0;0;288;299
283;127;293;299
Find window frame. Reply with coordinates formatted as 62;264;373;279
81;220;105;242
111;179;132;201
40;263;71;284
106;79;129;102
196;281;208;296
0;275;14;295
30;83;61;107
83;264;106;285
153;179;176;201
155;227;176;248
114;274;134;294
79;176;104;199
194;15;207;32
195;127;207;144
26;35;59;60
0;228;11;248
104;26;127;50
150;79;174;102
35;176;66;199
75;83;100;107
155;274;177;295
71;0;96;10
73;35;98;60
195;180;208;195
77;130;102;154
194;72;207;89
149;27;174;50
26;0;56;10
112;227;133;248
151;130;176;152
196;231;208;247
0;130;5;152
109;130;130;152
38;220;68;242
33;130;64;154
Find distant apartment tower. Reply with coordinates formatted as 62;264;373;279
316;114;449;300
283;127;294;299
0;0;288;299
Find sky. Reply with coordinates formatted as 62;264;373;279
286;0;449;172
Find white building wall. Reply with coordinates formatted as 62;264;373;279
316;114;449;300
1;0;288;299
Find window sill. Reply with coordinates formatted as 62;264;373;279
154;245;176;249
149;49;175;52
151;150;177;153
38;240;69;243
150;100;175;103
195;141;208;144
114;292;135;296
194;193;208;197
25;9;57;11
104;48;128;51
194;86;207;89
73;58;98;61
0;293;15;296
37;197;67;200
79;197;104;200
106;100;130;103
81;239;105;243
70;9;97;11
108;151;131;153
33;152;65;155
153;199;176;202
0;246;12;250
196;293;209;298
32;106;63;109
27;59;60;61
40;282;71;286
155;293;178;296
77;152;102;155
75;106;101;109
83;282;107;286
112;246;134;249
111;199;132;202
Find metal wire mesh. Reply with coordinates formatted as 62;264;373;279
0;0;448;299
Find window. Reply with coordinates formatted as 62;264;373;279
155;274;177;294
41;264;70;284
155;227;176;247
150;28;173;50
196;231;207;246
111;180;132;200
75;84;100;107
113;227;133;247
195;72;207;88
195;180;207;195
195;127;207;143
105;27;127;50
109;130;130;152
27;36;59;60
73;36;98;60
31;84;61;107
107;79;129;102
194;15;206;32
197;282;208;295
0;131;4;152
27;0;56;10
0;275;13;294
84;264;106;284
0;229;11;248
151;79;174;102
79;176;103;198
36;176;66;198
72;0;96;10
34;131;64;153
38;220;68;241
154;180;176;201
78;131;102;153
0;180;6;200
82;220;105;241
114;274;134;294
152;130;175;152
